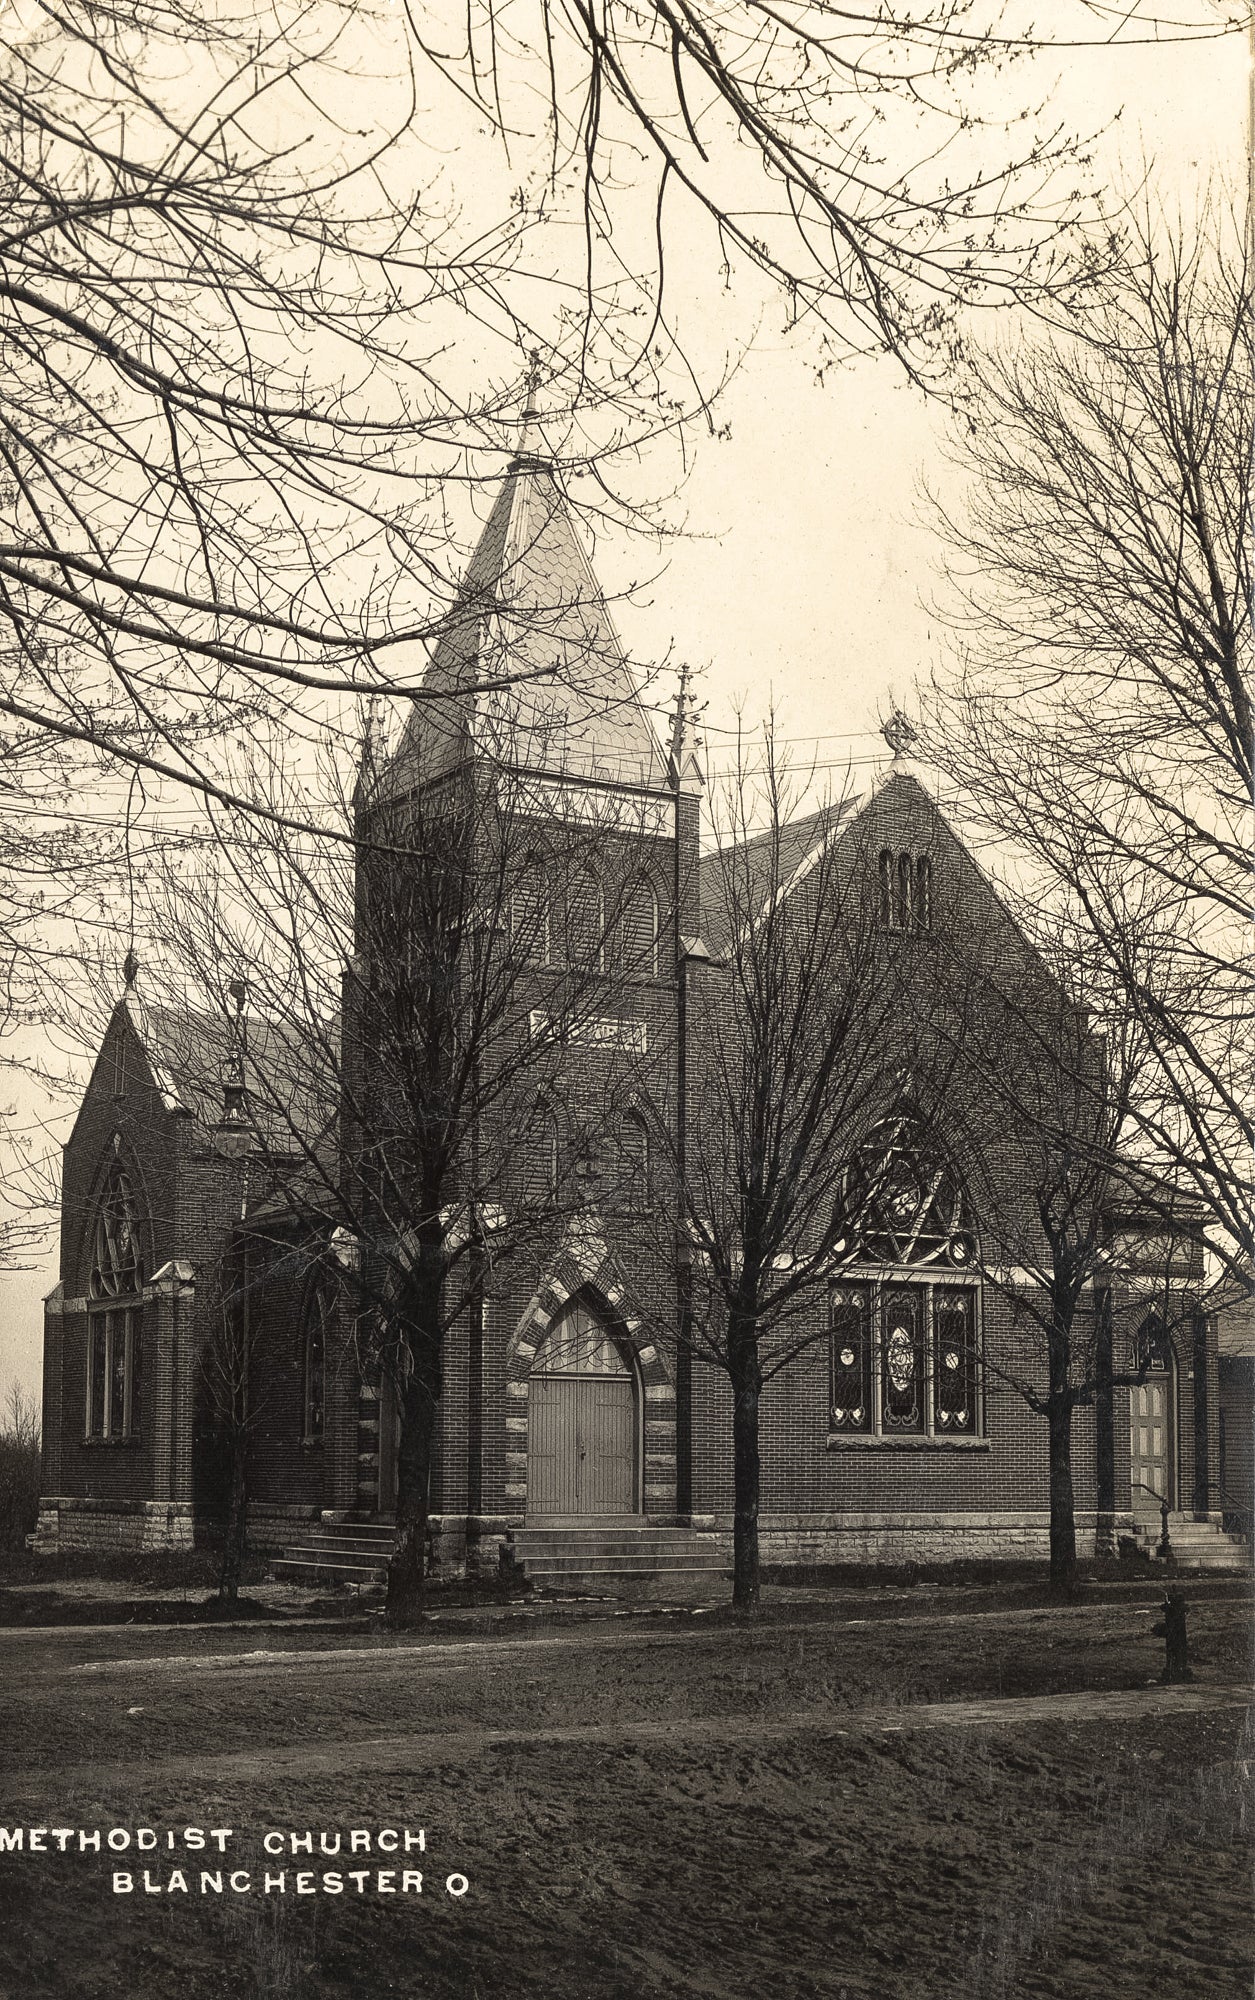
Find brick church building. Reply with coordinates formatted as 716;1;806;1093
34;425;1247;1581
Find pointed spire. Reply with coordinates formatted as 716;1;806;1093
513;349;546;470
668;664;705;793
353;693;386;808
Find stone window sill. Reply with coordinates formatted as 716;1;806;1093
826;1433;991;1451
81;1435;141;1448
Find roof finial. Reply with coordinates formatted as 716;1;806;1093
881;706;918;760
669;663;691;768
122;947;140;990
513;351;546;469
668;664;705;791
522;349;542;421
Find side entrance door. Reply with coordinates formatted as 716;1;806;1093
528;1305;637;1518
1130;1364;1174;1521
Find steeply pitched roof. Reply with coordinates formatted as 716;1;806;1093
122;997;336;1155
698;801;857;951
382;458;670;795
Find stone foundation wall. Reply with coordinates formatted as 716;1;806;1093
32;1497;196;1554
692;1510;1132;1566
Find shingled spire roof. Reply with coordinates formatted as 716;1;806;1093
384;383;670;796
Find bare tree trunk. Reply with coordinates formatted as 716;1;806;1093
729;1319;762;1615
387;1274;443;1627
1047;1394;1077;1594
218;1435;248;1604
1046;1305;1077;1593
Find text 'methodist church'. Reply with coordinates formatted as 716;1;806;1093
34;409;1251;1583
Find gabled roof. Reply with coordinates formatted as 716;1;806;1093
699;801;856;952
120;997;336;1156
382;457;671;797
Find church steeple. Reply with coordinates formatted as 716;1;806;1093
382;361;670;797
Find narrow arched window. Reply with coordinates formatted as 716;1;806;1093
566;866;604;971
878;849;894;929
896;853;913;931
86;1159;143;1441
617;1112;650;1209
619;877;659;978
913;854;932;930
511;859;549;966
302;1286;329;1443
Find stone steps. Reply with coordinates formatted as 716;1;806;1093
1130;1513;1250;1570
273;1522;393;1587
508;1523;730;1600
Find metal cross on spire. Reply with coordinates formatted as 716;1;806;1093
881;707;919;759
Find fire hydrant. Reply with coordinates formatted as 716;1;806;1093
1151;1590;1193;1685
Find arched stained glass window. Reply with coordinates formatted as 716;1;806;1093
90;1162;142;1299
86;1157;143;1441
830;1116;982;1442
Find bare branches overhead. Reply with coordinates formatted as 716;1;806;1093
927;200;1252;1267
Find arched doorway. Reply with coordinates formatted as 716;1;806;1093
527;1303;639;1518
1130;1324;1176;1522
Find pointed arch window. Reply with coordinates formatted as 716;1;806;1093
878;850;934;933
618;877;659;979
533;1303;630;1376
565;866;604;971
86;1159;143;1441
511;859;550;966
613;1110;651;1211
302;1285;329;1443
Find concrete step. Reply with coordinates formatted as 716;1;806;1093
273;1554;385;1586
519;1550;727;1575
281;1536;394;1558
531;1568;731;1602
1130;1516;1250;1567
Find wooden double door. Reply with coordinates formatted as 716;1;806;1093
527;1304;638;1518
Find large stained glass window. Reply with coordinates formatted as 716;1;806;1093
86;1158;143;1441
829;1118;982;1440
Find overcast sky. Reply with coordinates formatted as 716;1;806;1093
0;13;1246;1405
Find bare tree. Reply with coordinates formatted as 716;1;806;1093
0;1381;41;1549
934;934;1202;1590
5;1;1236;819
638;739;937;1612
928;202;1252;1273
